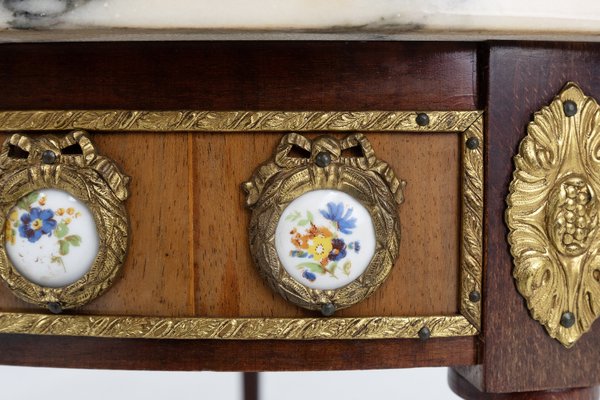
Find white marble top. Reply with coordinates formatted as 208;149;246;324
0;0;599;42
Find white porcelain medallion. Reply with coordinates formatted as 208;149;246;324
275;189;376;290
4;188;99;288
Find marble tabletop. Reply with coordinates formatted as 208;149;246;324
0;0;599;42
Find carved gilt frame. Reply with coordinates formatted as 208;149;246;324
244;132;406;314
0;110;483;340
0;130;130;310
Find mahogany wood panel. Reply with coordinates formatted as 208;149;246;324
0;334;477;371
459;42;600;393
449;369;600;400
0;42;477;111
194;132;460;317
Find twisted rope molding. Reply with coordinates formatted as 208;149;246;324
0;313;476;339
0;110;482;132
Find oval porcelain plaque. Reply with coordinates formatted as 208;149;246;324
245;133;403;312
275;189;376;290
5;188;99;288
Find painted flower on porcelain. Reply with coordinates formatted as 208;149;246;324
287;202;361;282
319;202;357;234
18;207;57;243
5;190;83;270
275;190;376;291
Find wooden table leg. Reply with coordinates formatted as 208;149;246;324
449;369;599;400
243;372;259;400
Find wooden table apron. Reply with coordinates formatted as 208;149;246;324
0;41;480;371
454;42;600;394
0;41;598;395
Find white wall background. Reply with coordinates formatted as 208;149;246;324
0;366;460;399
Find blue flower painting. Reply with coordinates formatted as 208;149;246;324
302;269;317;282
319;202;357;234
6;190;84;270
18;207;57;243
328;238;347;261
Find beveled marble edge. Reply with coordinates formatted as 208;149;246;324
0;29;600;43
0;312;477;339
1;0;600;42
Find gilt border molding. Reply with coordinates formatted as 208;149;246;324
460;116;483;330
0;110;483;340
0;110;481;132
0;313;476;340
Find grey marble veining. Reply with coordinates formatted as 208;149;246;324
2;0;88;28
0;0;599;41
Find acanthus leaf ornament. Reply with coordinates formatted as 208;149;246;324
507;82;600;347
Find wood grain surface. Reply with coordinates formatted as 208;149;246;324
0;128;462;318
0;133;195;317
194;132;460;318
455;42;600;393
0;41;479;370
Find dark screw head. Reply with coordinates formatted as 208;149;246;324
563;100;577;117
416;113;430;127
469;290;481;302
41;150;57;164
321;303;336;317
314;151;332;168
466;137;480;150
418;326;431;341
47;302;63;314
560;311;575;328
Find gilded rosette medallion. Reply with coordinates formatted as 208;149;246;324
507;82;600;347
0;131;130;312
244;133;405;315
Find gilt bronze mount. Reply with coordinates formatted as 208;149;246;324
244;132;405;314
0;109;482;340
0;131;129;311
507;82;600;347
